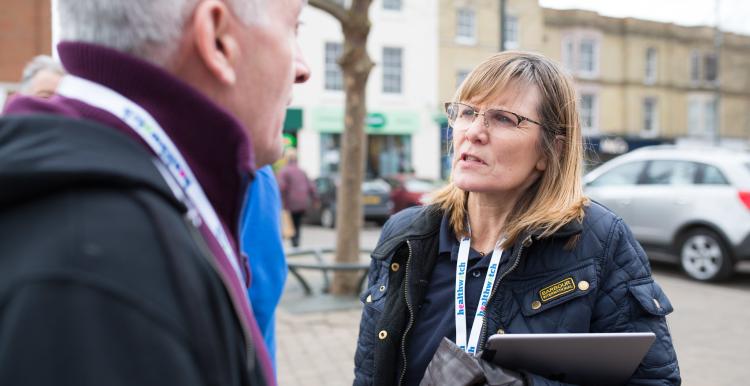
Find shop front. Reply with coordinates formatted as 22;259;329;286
312;107;421;178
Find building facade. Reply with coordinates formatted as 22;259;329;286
437;0;750;170
0;0;52;107
293;0;440;180
542;7;750;151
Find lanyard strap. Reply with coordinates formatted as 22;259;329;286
56;75;245;285
455;236;504;354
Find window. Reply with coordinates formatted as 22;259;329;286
687;95;717;137
504;15;519;49
456;8;476;44
382;47;402;93
645;47;657;84
579;38;597;74
383;0;401;11
642;97;658;137
688;99;701;135
643;161;698;185
704;53;718;82
324;42;343;91
560;32;600;78
699;164;729;185
456;70;470;89
690;51;701;83
580;93;597;133
704;98;717;134
589;161;646;187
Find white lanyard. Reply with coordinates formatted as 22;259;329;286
56;75;245;285
455;236;504;355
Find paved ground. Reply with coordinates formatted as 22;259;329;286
275;225;750;386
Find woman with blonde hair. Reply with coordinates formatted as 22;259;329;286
353;51;680;386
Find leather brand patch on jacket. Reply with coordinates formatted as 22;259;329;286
539;277;576;303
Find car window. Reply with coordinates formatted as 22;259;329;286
362;179;391;193
642;160;698;185
589;161;646;187
316;178;331;193
699;164;729;185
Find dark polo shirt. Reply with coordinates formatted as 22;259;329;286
404;215;498;386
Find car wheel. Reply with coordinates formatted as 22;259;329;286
321;207;335;229
678;228;734;282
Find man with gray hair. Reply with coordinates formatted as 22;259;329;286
19;55;66;98
0;1;309;385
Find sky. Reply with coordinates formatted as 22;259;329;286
539;0;750;36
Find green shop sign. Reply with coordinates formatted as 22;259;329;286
311;108;420;135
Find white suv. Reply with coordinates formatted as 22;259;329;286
584;145;750;282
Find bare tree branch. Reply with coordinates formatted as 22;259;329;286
309;0;348;24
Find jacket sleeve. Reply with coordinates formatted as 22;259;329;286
591;219;681;385
0;280;203;386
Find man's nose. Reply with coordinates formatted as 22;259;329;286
294;45;311;84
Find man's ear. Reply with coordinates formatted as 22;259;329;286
192;0;239;85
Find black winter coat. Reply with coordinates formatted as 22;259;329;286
0;116;266;386
353;204;680;386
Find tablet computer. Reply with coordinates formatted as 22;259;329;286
483;332;655;386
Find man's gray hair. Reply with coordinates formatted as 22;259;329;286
56;0;266;66
20;55;66;92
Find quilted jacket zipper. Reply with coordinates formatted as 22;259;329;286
397;240;414;386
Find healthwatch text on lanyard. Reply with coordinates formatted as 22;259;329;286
455;235;506;355
56;75;245;285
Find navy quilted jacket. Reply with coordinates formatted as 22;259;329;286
353;203;680;386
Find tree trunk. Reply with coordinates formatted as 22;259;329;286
309;0;374;296
330;5;374;296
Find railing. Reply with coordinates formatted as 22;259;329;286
286;247;373;295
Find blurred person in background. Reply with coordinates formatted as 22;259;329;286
353;51;679;386
278;148;316;247
240;164;286;372
19;55;66;98
0;0;309;385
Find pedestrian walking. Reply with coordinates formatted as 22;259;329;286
278;149;316;247
0;1;309;385
353;51;680;386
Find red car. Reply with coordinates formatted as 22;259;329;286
384;175;442;214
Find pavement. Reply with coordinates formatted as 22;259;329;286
274;224;750;386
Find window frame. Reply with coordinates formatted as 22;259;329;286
641;97;659;138
382;0;402;11
324;42;344;91
503;14;519;49
455;7;477;45
382;46;403;94
579;92;599;135
644;47;657;85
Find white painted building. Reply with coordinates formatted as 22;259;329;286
290;0;441;180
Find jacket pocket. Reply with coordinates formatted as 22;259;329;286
360;261;390;309
512;262;598;317
627;278;673;316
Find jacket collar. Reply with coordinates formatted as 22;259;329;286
0;114;183;210
373;205;584;261
371;206;443;260
5;42;254;243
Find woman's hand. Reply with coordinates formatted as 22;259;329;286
419;338;526;386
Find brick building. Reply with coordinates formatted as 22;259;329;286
0;0;52;107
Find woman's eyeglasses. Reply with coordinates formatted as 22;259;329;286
444;102;542;132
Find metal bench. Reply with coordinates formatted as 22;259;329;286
286;248;372;295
